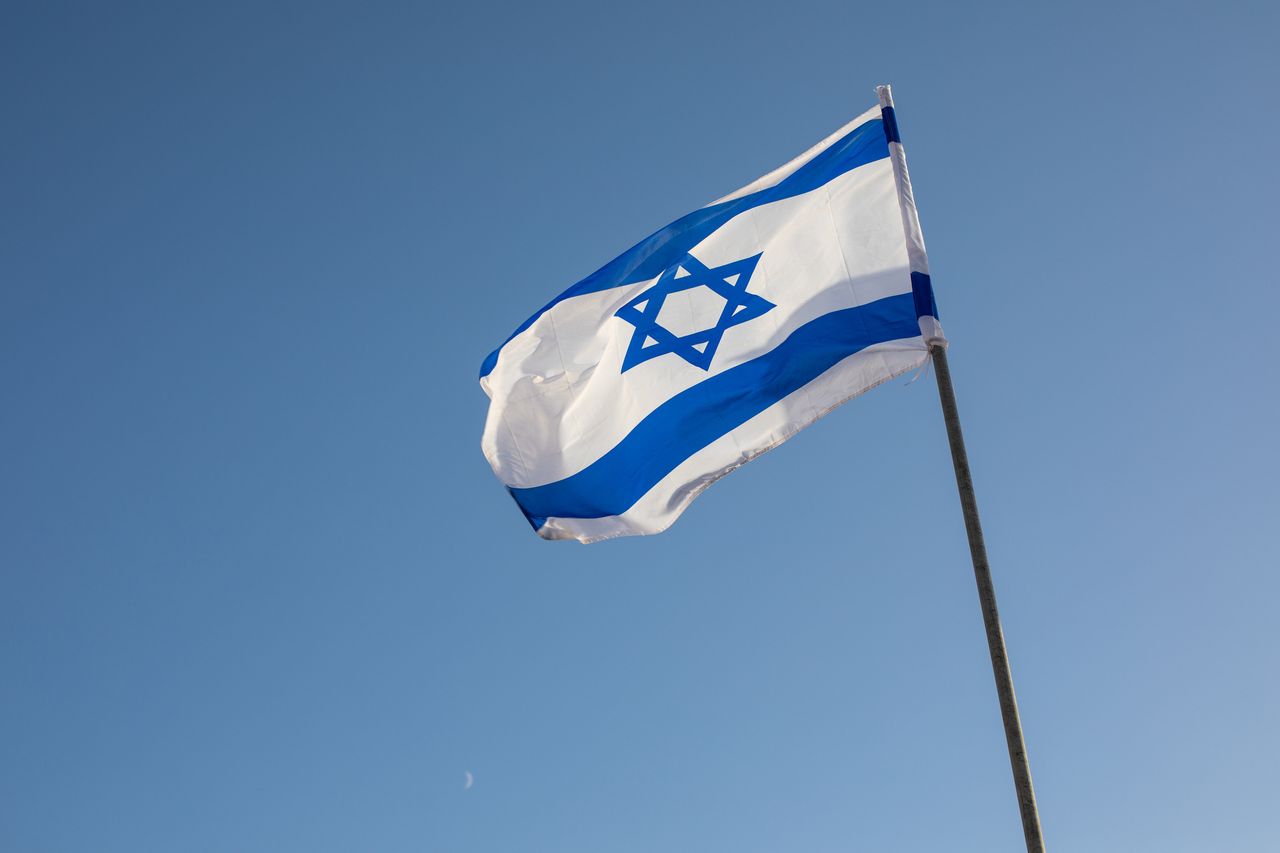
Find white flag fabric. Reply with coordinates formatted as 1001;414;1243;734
479;101;942;542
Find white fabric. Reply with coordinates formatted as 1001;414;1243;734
876;83;946;347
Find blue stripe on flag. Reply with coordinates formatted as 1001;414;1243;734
911;271;938;319
880;106;901;143
509;291;920;529
480;118;890;379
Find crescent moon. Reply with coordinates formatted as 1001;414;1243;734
464;771;474;790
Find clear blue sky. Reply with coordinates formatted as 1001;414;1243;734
2;1;1277;850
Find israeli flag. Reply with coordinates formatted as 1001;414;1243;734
480;92;944;542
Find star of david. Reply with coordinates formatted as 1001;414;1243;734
614;252;774;372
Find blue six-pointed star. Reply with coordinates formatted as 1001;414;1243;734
614;252;775;373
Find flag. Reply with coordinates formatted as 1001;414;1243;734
479;98;943;542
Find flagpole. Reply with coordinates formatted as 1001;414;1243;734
876;84;1045;852
930;343;1045;852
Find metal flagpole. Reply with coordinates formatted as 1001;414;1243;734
876;84;1046;852
930;343;1045;852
